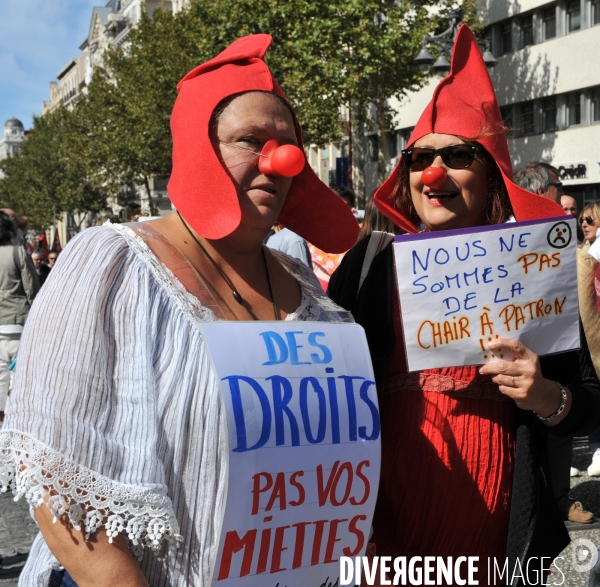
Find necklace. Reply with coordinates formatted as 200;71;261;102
177;211;278;321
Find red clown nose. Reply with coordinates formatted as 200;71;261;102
258;139;305;177
421;166;447;188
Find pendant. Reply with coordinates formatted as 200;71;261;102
232;290;244;305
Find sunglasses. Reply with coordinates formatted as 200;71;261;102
401;144;481;172
579;216;595;226
548;181;564;190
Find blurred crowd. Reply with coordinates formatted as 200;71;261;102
0;208;60;422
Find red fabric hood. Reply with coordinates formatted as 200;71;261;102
374;25;564;233
168;34;358;253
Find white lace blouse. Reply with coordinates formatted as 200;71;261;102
0;223;352;587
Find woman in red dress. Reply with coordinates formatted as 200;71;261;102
329;25;600;585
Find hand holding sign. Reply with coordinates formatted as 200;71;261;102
479;337;571;424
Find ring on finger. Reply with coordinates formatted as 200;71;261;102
512;376;515;387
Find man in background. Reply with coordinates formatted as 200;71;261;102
0;208;25;246
561;195;578;216
514;161;564;204
32;252;50;286
334;186;357;211
0;211;39;421
561;195;583;243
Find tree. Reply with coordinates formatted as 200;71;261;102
334;0;444;183
76;7;211;214
0;8;209;226
459;0;486;37
1;0;478;225
0;107;108;230
86;0;448;191
0;147;55;230
186;0;445;182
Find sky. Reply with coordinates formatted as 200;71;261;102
0;0;100;129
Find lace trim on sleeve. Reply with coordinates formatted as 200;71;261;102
0;431;183;558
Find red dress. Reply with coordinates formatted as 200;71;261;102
371;288;515;584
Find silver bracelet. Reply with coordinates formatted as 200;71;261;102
533;381;568;422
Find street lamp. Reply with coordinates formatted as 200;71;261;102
415;9;497;75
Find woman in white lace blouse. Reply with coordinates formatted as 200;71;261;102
0;35;358;587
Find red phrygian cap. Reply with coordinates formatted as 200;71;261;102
168;34;359;253
374;24;564;233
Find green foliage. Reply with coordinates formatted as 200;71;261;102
0;108;108;230
78;8;206;206
460;0;486;37
185;0;443;183
186;0;440;144
0;0;485;219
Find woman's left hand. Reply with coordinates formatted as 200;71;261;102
479;337;571;425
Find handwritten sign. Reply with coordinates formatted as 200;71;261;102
393;217;579;371
200;321;381;587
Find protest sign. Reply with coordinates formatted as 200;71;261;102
393;217;579;371
200;321;380;587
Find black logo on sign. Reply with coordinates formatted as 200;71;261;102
547;221;572;249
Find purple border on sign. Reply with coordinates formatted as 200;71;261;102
394;216;569;243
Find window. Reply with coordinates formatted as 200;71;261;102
566;92;582;127
499;105;514;136
566;184;600;207
541;97;557;132
500;21;512;54
398;127;414;151
386;132;399;159
518;101;535;136
593;0;600;25
584;184;600;206
591;87;600;122
521;14;534;48
367;135;378;162
566;0;581;33
543;7;557;40
328;170;337;187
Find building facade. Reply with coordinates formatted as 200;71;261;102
41;0;174;244
354;0;600;212
484;0;600;209
0;117;27;181
42;60;82;115
43;0;174;115
0;118;26;162
171;0;190;13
